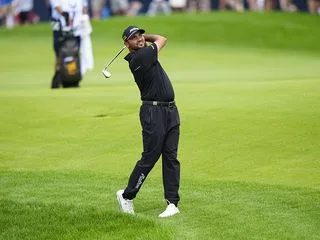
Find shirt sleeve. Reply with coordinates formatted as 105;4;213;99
130;43;158;73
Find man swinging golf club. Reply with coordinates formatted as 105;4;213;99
116;26;181;218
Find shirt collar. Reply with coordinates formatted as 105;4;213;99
124;53;132;62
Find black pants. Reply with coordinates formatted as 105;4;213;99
123;104;181;206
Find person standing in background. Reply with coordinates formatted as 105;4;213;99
15;0;39;25
147;0;171;16
187;0;211;12
0;0;15;29
91;0;105;19
50;0;88;88
169;0;187;12
110;0;129;15
308;0;320;13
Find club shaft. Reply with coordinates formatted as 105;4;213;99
104;46;126;70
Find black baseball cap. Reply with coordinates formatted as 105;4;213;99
122;26;145;41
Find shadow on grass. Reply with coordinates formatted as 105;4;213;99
0;199;174;240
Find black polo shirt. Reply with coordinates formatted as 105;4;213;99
124;43;175;102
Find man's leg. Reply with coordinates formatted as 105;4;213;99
122;105;165;200
159;108;181;218
162;123;180;206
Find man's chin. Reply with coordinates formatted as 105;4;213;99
133;43;146;51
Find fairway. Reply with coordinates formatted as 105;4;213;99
1;12;320;239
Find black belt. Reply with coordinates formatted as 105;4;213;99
142;101;176;107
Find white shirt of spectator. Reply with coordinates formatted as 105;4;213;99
169;0;187;8
15;0;34;12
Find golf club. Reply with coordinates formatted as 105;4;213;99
102;46;126;78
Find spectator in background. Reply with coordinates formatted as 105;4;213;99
308;0;320;13
91;0;105;19
187;0;211;12
0;0;15;29
219;0;244;12
247;0;258;11
15;0;39;25
169;0;187;12
279;0;297;11
147;0;171;16
264;0;297;11
127;0;143;16
110;0;129;15
219;0;258;11
256;0;265;10
264;0;274;10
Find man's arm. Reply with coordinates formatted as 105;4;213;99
143;34;167;52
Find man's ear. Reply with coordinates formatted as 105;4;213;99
124;41;129;48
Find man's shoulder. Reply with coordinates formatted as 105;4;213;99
133;44;156;58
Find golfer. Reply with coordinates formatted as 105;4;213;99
117;26;181;218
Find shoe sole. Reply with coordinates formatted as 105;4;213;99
159;210;180;218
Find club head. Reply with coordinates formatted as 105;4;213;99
102;69;111;78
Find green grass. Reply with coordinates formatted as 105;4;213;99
1;12;320;239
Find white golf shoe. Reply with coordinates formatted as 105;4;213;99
116;189;134;214
158;203;180;218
